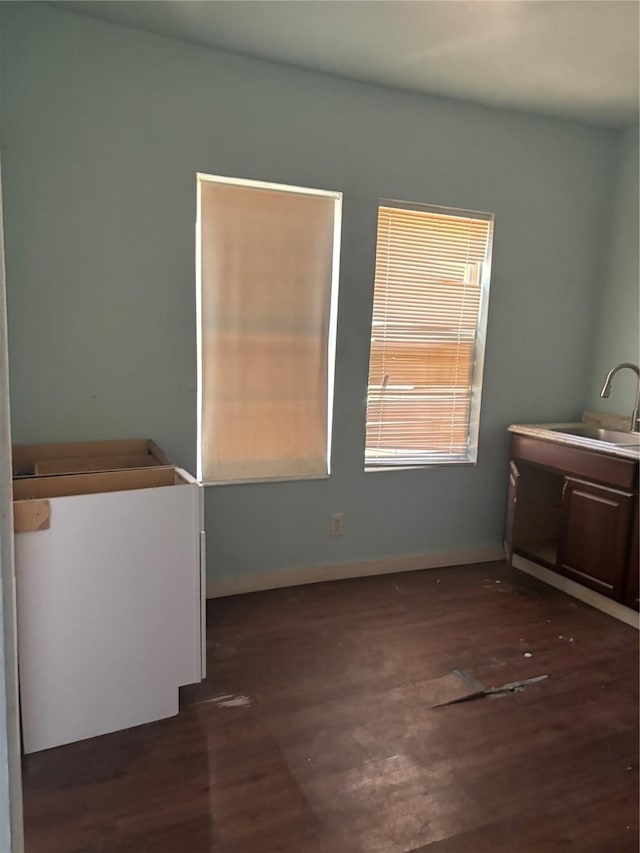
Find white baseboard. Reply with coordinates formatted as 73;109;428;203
513;554;640;630
206;545;505;598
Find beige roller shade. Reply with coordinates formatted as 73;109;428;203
365;204;494;467
198;176;341;483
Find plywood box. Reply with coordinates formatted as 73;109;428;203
13;466;205;753
13;438;171;477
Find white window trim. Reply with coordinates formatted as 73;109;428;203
364;198;494;472
195;173;342;486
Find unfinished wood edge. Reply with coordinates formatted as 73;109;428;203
148;440;172;466
13;438;172;476
13;467;179;501
513;554;640;630
12;439;150;474
33;455;164;476
13;500;50;533
206;545;505;598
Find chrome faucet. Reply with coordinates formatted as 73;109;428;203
600;362;640;432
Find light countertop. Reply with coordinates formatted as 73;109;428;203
508;419;640;461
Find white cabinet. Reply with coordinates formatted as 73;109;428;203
13;465;205;754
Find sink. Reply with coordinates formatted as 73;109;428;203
549;425;640;446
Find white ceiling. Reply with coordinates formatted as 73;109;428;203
51;0;639;127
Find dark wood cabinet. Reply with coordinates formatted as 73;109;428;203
624;500;639;610
557;478;633;599
506;434;639;608
505;460;519;564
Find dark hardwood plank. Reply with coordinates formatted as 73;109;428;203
22;560;639;852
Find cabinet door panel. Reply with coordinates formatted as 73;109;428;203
558;478;633;600
624;502;639;611
504;460;519;563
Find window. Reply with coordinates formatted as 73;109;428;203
197;174;342;484
364;201;494;469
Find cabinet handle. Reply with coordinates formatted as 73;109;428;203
561;480;568;501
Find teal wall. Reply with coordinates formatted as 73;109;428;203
587;126;640;419
1;4;621;581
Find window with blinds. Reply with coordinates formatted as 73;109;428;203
365;201;494;468
197;174;342;484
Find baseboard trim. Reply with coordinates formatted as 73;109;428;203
206;545;505;598
513;554;640;629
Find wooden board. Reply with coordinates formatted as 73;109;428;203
13;467;180;501
34;455;161;476
13;500;50;533
147;440;172;466
13;439;171;477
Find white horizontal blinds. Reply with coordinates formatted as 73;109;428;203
365;205;493;465
199;179;337;482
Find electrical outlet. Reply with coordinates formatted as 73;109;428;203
331;513;344;536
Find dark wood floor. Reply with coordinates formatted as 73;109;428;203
22;561;639;853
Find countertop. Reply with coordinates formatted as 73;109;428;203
508;419;640;461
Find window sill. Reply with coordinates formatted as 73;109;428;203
364;459;477;473
200;473;330;487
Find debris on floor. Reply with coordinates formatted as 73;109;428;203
429;669;548;708
197;693;253;708
421;669;486;708
484;675;548;700
483;578;507;593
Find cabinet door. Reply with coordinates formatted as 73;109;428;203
15;487;181;753
504;460;520;563
558;478;633;600
624;501;639;611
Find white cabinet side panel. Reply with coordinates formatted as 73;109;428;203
200;529;207;680
15;483;199;752
171;482;203;687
